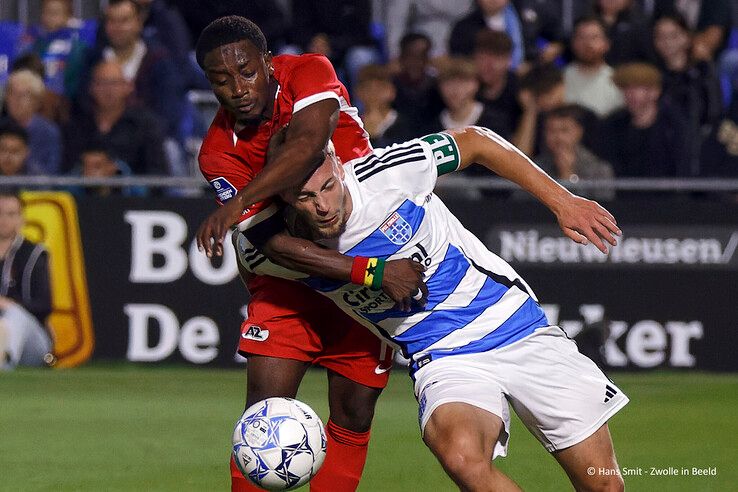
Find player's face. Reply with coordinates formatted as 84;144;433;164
0;196;23;240
203;40;274;124
286;153;351;240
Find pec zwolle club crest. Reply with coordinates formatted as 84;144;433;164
380;211;412;245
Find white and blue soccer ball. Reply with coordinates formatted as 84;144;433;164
232;397;327;491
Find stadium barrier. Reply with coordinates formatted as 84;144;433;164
14;182;738;371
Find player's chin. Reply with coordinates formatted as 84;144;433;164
313;224;341;240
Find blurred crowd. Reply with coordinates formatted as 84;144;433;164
1;0;738;198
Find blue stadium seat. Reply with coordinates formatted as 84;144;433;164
0;21;23;85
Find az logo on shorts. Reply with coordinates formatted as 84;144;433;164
242;325;270;341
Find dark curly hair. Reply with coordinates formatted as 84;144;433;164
195;16;267;68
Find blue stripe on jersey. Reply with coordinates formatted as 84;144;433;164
410;298;548;374
360;244;470;325
345;199;425;258
397;276;510;356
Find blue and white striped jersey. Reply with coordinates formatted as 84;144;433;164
237;131;549;372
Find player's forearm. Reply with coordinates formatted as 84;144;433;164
262;232;353;281
475;130;573;214
232;141;323;211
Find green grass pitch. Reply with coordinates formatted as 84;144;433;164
1;366;736;491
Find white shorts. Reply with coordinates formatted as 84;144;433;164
413;325;628;458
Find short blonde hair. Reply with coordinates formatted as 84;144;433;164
8;69;46;99
612;63;662;89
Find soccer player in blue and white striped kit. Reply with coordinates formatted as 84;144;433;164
238;126;628;491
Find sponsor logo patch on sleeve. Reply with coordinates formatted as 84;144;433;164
209;177;237;202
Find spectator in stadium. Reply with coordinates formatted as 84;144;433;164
0;124;35;177
17;0;89;100
564;16;623;118
391;33;445;129
652;0;733;61
512;0;566;67
86;0;185;142
653;14;722;131
176;0;288;52
63;60;166;175
10;54;69;125
514;64;565;155
597;62;690;177
473;30;522;141
355;65;417;147
701;93;738;179
0;188;53;371
384;0;474;60
535;104;614;200
135;0;207;92
288;0;380;92
432;58;513;139
67;142;145;197
594;0;657;66
449;0;525;69
2;69;62;175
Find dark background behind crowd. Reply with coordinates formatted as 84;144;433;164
2;0;738;199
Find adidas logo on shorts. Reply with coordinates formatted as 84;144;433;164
604;384;618;403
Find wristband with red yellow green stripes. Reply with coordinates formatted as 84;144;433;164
350;256;386;289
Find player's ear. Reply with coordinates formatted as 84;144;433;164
264;51;274;74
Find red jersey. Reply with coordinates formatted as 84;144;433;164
199;54;372;232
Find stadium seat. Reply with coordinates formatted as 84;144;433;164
0;21;23;85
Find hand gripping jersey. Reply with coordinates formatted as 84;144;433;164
238;131;550;374
198;53;371;233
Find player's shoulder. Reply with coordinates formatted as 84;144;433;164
274;53;335;81
349;138;429;183
349;132;461;184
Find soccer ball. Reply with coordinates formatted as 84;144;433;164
232;397;327;490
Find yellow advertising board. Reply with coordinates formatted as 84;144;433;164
21;191;93;368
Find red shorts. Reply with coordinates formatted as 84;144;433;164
239;276;393;388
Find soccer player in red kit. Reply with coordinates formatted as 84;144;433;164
194;17;426;491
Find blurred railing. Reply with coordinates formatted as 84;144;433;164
3;175;738;194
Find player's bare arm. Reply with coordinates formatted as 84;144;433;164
236;230;428;308
197;100;340;255
449;126;622;254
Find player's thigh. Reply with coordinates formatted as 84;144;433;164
500;326;628;453
423;402;503;465
553;423;624;492
326;369;382;432
415;358;511;462
245;355;310;407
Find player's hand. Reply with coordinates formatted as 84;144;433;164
554;195;621;254
196;199;245;257
383;259;428;312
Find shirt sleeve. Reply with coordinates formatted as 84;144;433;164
285;55;342;114
198;148;278;234
356;132;461;198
